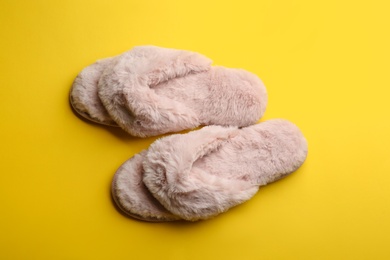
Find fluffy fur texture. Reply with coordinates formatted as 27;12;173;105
70;57;117;126
142;119;308;221
111;151;180;221
70;46;267;137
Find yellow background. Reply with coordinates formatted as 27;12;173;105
1;0;390;259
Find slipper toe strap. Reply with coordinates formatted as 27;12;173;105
99;46;213;137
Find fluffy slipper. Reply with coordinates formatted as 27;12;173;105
111;151;180;222
142;119;308;221
98;46;267;137
70;57;118;126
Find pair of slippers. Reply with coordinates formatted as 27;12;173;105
70;46;308;221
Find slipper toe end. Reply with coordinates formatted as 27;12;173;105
70;59;117;126
111;152;180;222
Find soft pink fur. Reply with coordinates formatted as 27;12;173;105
111;151;180;221
142;119;308;221
70;57;117;125
95;46;267;137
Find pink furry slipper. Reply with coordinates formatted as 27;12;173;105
142;119;308;221
70;57;118;126
111;151;180;221
70;46;267;137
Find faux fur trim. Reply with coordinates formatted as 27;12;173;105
94;46;267;137
142;119;308;221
